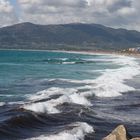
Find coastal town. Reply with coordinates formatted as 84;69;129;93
122;47;140;54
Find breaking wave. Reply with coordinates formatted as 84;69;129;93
1;50;140;140
26;122;94;140
22;55;140;114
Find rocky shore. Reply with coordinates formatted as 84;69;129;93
103;125;140;140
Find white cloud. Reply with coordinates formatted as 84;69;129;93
18;0;136;28
0;0;140;31
0;0;18;27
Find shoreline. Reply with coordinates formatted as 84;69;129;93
0;48;140;58
0;48;140;139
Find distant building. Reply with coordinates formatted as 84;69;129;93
122;47;140;53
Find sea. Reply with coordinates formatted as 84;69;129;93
0;49;140;140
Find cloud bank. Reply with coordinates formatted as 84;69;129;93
0;0;18;26
1;0;140;31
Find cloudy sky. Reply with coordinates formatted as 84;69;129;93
1;0;140;31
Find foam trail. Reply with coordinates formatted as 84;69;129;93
92;56;140;97
26;122;94;140
23;87;91;114
27;87;77;101
77;56;140;97
23;55;140;113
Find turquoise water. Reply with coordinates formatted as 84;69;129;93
0;50;119;102
0;50;140;140
0;50;115;81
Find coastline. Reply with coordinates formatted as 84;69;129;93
1;48;140;58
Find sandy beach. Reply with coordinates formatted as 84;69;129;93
1;48;140;58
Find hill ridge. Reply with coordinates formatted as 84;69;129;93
0;22;140;51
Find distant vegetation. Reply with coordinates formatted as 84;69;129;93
0;22;140;51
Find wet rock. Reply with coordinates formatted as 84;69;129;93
102;125;131;140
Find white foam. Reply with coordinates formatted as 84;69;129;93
23;55;140;113
8;101;25;105
0;102;5;106
26;122;94;140
91;56;140;97
23;87;91;114
62;62;76;64
69;93;91;106
59;58;68;61
77;56;140;97
27;87;77;101
83;58;114;62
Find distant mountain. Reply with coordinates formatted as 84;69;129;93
0;22;140;51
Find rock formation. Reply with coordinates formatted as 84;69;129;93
103;125;140;140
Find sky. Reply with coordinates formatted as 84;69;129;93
1;0;140;31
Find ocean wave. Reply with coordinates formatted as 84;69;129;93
91;56;140;97
22;55;140;114
26;122;94;140
39;57;112;65
22;87;91;114
59;56;140;97
27;87;77;101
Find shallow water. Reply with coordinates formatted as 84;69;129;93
0;50;140;140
